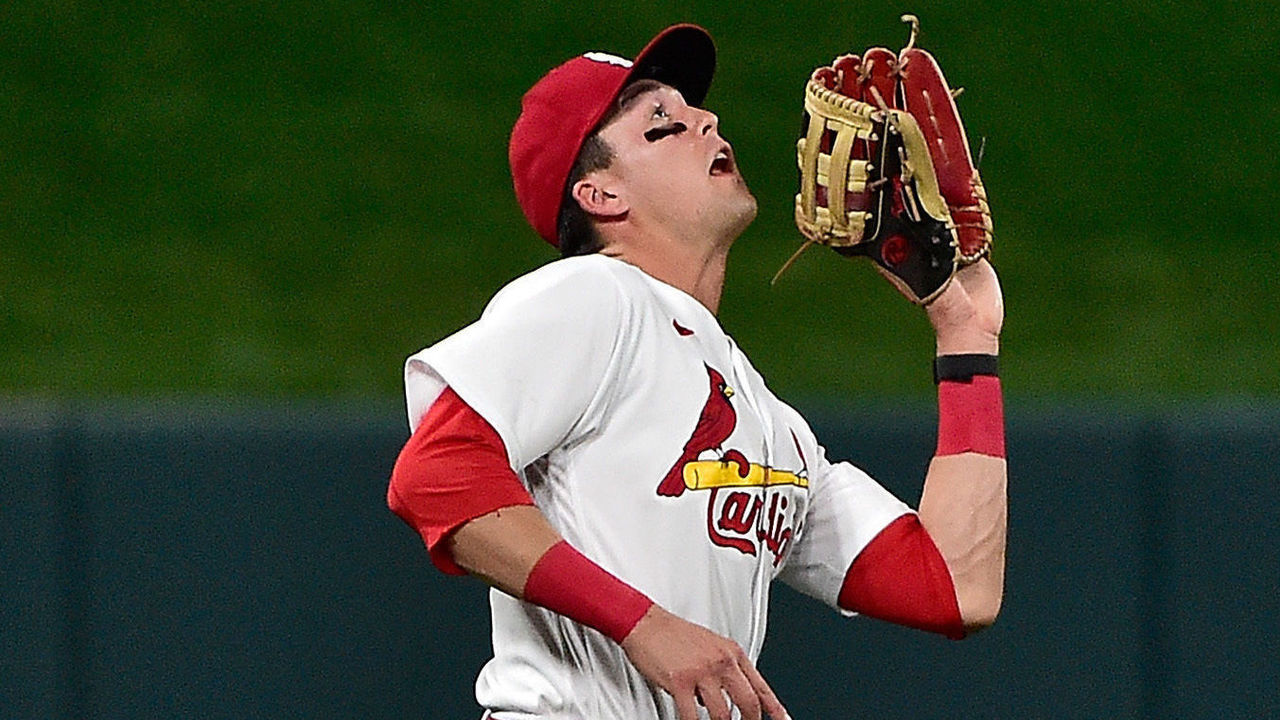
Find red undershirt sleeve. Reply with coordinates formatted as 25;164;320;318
837;513;966;640
387;387;535;575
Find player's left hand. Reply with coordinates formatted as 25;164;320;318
783;18;995;304
925;258;1003;356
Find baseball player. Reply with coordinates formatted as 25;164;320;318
388;24;1006;720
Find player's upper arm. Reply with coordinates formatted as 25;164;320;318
777;449;911;611
835;513;966;638
404;258;628;471
388;386;535;575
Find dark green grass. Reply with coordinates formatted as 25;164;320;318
3;0;1277;399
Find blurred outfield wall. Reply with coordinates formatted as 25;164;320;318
3;401;1278;719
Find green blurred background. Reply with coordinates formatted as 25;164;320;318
5;0;1277;402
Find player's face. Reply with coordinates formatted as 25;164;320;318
595;84;757;245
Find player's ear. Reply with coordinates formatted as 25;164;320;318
571;174;629;218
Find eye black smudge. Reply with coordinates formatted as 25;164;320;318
644;123;687;142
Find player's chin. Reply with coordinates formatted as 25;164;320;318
735;183;759;218
721;191;758;240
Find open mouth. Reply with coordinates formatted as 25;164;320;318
709;145;736;176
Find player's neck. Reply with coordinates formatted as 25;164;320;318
602;233;729;315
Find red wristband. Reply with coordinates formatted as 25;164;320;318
936;375;1005;458
521;541;655;644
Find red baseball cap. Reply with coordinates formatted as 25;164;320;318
509;24;716;246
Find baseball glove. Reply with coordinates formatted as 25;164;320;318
778;15;993;304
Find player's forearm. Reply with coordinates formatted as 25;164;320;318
917;453;1007;629
917;368;1006;630
916;259;1005;629
450;505;656;645
448;504;564;597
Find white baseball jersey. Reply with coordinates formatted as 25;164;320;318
404;254;910;720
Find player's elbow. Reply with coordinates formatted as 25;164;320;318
386;447;417;522
961;606;1000;634
957;587;1003;634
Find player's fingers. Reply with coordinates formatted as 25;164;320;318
673;686;701;720
695;680;734;720
737;656;791;720
720;665;762;720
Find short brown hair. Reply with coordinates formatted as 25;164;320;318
556;79;668;257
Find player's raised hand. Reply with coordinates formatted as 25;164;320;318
621;605;791;720
925;258;1003;356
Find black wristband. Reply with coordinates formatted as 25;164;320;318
934;354;999;384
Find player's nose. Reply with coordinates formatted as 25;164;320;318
697;108;720;137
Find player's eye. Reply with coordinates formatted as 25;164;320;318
644;122;687;142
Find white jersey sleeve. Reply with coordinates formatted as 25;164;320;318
776;445;912;612
404;257;625;471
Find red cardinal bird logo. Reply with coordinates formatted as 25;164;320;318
656;364;750;497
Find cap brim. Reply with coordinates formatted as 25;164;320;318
629;24;716;107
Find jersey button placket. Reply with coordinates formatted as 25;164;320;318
727;340;774;658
